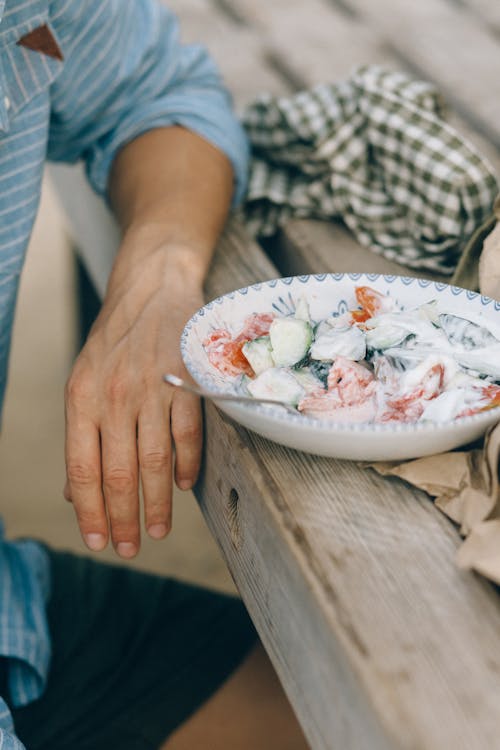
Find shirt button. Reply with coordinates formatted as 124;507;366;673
4;96;10;111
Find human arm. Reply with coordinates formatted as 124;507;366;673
64;126;233;556
48;0;248;555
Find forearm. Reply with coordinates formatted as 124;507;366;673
66;125;235;554
62;2;247;557
107;125;234;294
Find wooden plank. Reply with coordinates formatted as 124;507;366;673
164;0;289;108
223;0;395;86
270;219;447;280
460;0;500;31
203;218;279;296
342;0;500;147
198;409;396;750
198;220;500;750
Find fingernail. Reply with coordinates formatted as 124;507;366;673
178;479;193;490
148;523;168;539
85;533;106;551
117;542;137;559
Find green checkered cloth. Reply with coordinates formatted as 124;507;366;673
242;66;498;275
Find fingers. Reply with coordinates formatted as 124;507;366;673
100;415;140;558
138;400;173;539
171;390;203;490
65;404;108;553
65;362;203;559
66;368;142;558
138;390;202;540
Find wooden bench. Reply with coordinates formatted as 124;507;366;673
52;2;500;748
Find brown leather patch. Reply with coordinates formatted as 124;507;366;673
17;24;63;61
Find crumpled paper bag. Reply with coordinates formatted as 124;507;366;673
369;421;500;583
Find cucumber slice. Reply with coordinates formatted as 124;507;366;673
242;336;274;375
247;368;305;405
269;318;313;367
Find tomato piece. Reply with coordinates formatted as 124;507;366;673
479;383;500;411
203;328;254;377
350;309;371;324
203;314;274;378
354;286;387;319
236;313;275;342
226;341;254;375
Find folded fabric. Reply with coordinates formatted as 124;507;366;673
242;65;498;275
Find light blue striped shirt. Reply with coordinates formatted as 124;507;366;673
0;1;248;746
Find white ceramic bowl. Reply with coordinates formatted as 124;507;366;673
181;274;500;461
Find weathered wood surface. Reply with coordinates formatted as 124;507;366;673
344;0;500;147
199;221;500;750
270;218;447;281
165;2;500;748
464;0;500;29
165;0;289;109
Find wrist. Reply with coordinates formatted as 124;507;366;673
112;222;210;291
96;245;205;338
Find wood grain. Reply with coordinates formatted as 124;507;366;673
165;0;289;108
463;0;500;28
343;0;500;146
270;219;448;281
197;221;500;750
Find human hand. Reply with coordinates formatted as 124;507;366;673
64;247;204;558
479;222;500;301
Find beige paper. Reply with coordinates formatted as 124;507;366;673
456;520;500;585
369;420;500;583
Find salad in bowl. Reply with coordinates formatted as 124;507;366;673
181;274;500;461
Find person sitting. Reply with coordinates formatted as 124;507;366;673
0;1;309;748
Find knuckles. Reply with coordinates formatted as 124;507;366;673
65;370;93;405
66;462;100;487
102;467;138;495
104;375;130;406
65;361;138;411
140;449;171;473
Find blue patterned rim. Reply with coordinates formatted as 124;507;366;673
180;273;500;434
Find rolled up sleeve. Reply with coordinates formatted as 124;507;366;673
48;0;249;206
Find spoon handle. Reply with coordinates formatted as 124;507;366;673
163;373;297;413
